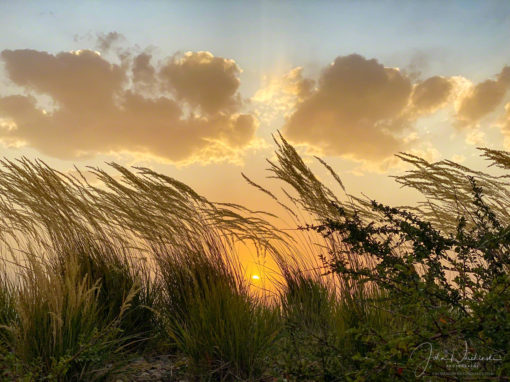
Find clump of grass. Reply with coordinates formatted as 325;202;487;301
53;236;160;354
275;265;344;381
0;156;288;380
0;267;15;349
1;250;139;381
271;259;390;380
156;235;281;380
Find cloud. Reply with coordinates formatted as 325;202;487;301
280;67;315;101
263;54;509;166
500;102;510;149
1;49;125;112
0;48;258;164
465;129;486;146
132;52;157;92
160;51;241;115
456;66;510;126
96;31;125;53
252;67;314;125
411;76;453;114
282;54;414;162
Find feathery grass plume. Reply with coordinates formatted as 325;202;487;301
87;162;287;253
265;132;377;224
0;157;287;257
480;147;510;169
0;158;109;248
263;134;510;236
394;150;510;232
245;133;380;297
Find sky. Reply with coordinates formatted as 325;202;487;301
1;0;510;225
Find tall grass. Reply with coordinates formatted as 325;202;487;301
52;237;159;352
0;137;508;380
0;266;15;349
269;254;393;380
0;157;287;380
2;250;139;381
276;265;343;380
156;234;281;380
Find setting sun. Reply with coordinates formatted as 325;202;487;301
251;274;261;281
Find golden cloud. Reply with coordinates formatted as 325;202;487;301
282;54;414;161
411;76;453;114
251;67;315;126
160;51;241;115
456;66;510;126
270;55;509;164
500;102;510;150
0;48;257;163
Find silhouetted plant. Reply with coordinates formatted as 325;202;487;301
308;178;510;380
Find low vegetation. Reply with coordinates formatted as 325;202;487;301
0;136;508;380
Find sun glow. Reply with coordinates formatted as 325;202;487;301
251;274;260;280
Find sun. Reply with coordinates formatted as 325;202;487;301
251;274;261;281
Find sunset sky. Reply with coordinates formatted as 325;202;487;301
1;0;510;220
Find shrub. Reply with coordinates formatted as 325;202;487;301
310;179;510;379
